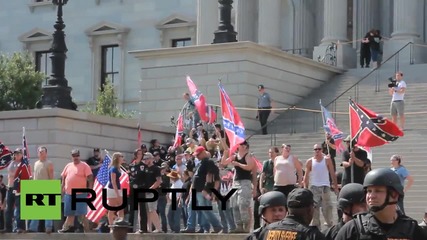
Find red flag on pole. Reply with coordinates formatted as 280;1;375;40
186;76;208;123
173;112;184;148
349;99;403;148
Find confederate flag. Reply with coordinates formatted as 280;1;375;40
349;99;404;148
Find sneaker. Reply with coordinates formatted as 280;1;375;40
180;228;195;233
152;229;163;233
58;226;75;233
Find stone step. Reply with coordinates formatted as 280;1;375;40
0;233;247;240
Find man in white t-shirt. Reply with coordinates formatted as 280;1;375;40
389;71;407;130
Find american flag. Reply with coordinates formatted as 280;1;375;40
86;154;130;223
13;127;32;193
218;82;246;154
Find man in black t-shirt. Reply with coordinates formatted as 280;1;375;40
191;146;222;233
86;148;102;177
143;153;163;233
341;137;370;186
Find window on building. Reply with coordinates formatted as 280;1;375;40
100;45;119;91
172;38;192;48
35;51;52;85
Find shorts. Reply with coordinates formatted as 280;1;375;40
106;188;123;198
391;100;404;116
63;193;88;216
145;192;157;212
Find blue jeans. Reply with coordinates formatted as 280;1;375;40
5;189;25;232
29;220;53;232
186;198;209;231
218;200;235;233
167;205;182;232
196;192;222;230
157;195;167;232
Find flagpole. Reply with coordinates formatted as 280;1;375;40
319;100;331;156
349;98;354;183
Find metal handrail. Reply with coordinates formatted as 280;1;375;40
324;42;413;108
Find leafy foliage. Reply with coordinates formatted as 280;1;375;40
82;79;134;119
0;52;45;111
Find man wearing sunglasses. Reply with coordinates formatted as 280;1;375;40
303;144;338;231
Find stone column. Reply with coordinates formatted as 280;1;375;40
356;0;378;46
313;0;356;68
320;0;348;44
236;0;256;41
391;0;419;39
258;0;281;48
197;0;219;45
294;0;315;57
386;0;424;64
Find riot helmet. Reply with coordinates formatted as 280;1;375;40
258;191;287;215
338;183;366;216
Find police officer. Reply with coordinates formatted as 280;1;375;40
127;149;148;233
246;191;287;240
335;168;427;239
323;183;367;240
258;188;326;240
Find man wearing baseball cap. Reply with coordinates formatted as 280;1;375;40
258;188;325;240
257;84;273;135
191;146;222;233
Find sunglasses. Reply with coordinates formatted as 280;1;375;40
314;148;322;151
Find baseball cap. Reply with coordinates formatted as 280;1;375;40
71;149;80;156
143;152;154;160
140;144;147;149
258;84;264;90
160;162;169;169
14;148;23;154
193;146;206;156
287;188;316;208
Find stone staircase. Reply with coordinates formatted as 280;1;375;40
248;63;427;222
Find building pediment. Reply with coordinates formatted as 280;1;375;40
156;14;196;29
85;21;130;37
18;28;52;42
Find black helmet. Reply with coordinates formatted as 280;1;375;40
258;191;287;215
363;168;404;196
338;183;366;210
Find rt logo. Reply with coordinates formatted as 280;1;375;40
20;180;62;220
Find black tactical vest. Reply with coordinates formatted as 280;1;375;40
355;213;417;240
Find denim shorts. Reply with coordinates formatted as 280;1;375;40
63;193;89;216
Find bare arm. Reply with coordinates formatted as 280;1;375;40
87;174;94;189
303;159;312;188
232;154;255;171
293;156;303;185
326;157;338;189
150;177;162;190
350;151;366;168
111;172;119;194
404;174;414;192
48;162;54;180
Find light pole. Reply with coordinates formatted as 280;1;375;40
36;0;77;110
213;0;237;43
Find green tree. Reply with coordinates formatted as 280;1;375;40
0;52;45;111
83;79;134;119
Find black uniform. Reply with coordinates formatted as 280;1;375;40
246;226;264;240
335;212;427;240
258;215;326;240
128;161;148;232
322;220;345;240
